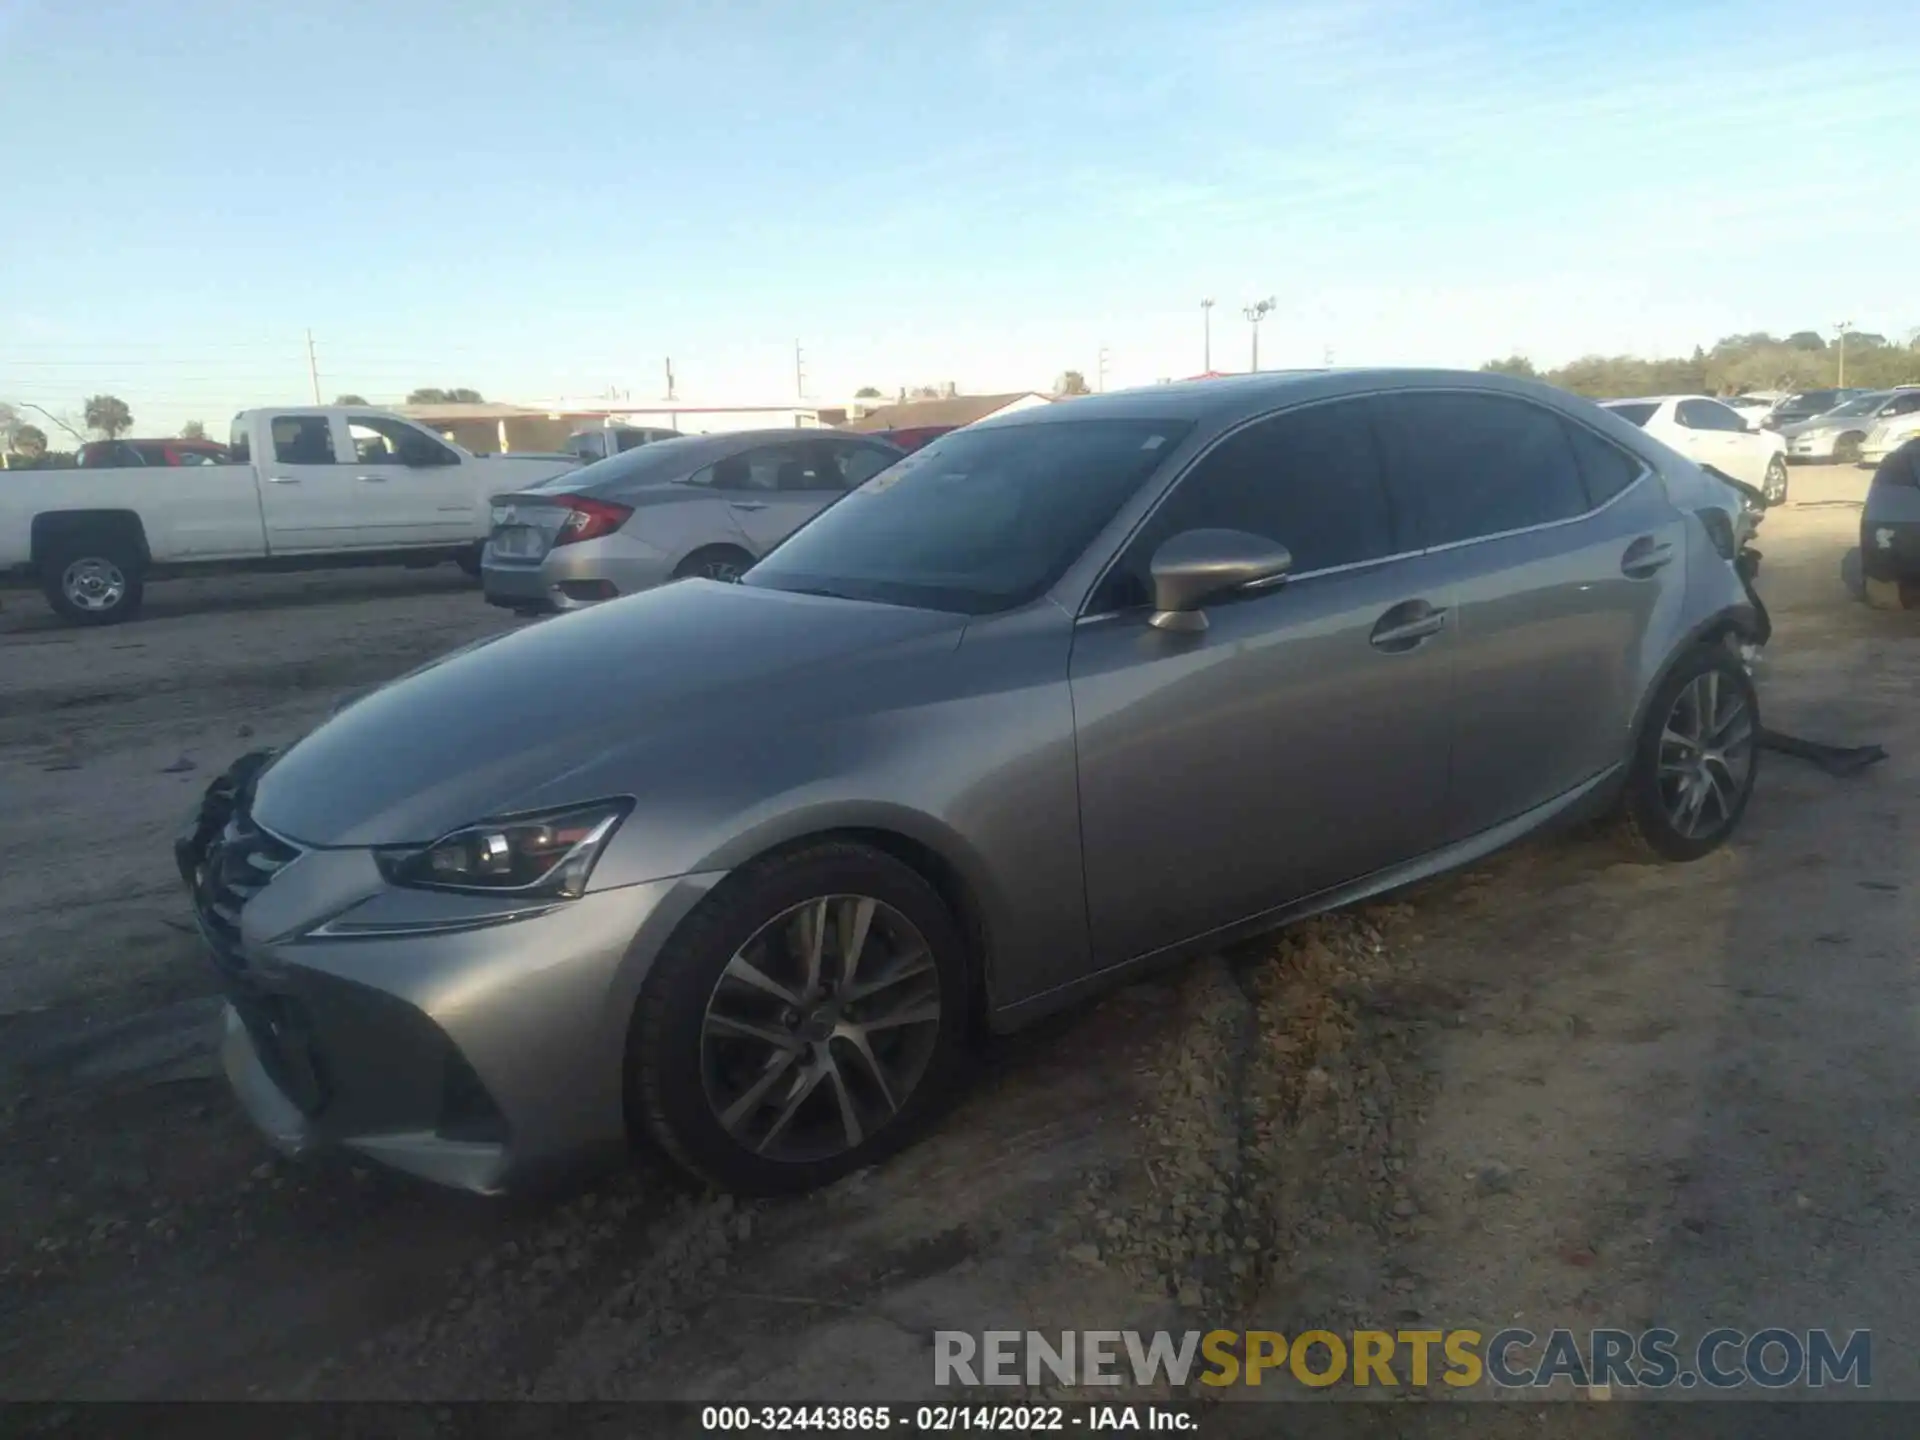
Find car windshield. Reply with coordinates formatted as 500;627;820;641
523;434;711;493
743;419;1192;615
1820;394;1889;418
1603;402;1658;428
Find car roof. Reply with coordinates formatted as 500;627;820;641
970;368;1617;433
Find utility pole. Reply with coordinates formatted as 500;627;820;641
1835;320;1853;387
305;329;321;404
1200;298;1215;372
1244;298;1275;373
664;357;677;400
1323;345;1335;368
1097;345;1111;393
794;340;807;401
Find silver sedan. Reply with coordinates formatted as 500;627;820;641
481;430;904;613
178;370;1763;1196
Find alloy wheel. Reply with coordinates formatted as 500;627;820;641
699;894;941;1163
1656;669;1755;840
701;558;744;583
1765;458;1788;506
62;558;127;613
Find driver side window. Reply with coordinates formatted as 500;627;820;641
347;415;459;465
1093;398;1397;611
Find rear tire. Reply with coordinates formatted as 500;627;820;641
41;540;146;626
673;546;754;584
454;547;483;579
630;842;971;1195
1618;644;1759;862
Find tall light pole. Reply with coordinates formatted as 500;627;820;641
1835;320;1853;387
1097;345;1111;393
1244;298;1275;373
1200;298;1215;373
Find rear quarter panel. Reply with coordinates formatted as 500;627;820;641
1;462;268;565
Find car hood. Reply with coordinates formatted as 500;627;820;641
251;582;966;847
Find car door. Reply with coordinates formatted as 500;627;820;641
1068;396;1457;967
1676;398;1767;485
1375;389;1686;843
255;412;369;551
344;415;476;545
714;442;846;555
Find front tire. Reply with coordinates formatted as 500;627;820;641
1835;434;1864;465
41;541;145;625
630;842;971;1194
1763;456;1789;506
1619;644;1759;862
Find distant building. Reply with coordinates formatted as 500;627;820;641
844;392;1051;436
397;400;837;454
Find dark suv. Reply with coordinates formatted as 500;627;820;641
1762;389;1868;431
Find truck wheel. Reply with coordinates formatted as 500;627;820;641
455;546;483;579
42;542;145;625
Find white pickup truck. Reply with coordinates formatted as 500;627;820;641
0;406;580;624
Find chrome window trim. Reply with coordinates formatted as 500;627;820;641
1075;387;1655;623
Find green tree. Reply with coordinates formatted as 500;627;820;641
1784;331;1827;352
854;386;882;399
179;419;208;441
8;423;47;460
83;394;133;439
406;387;484;404
1479;355;1540;379
1055;370;1091;396
334;393;369;405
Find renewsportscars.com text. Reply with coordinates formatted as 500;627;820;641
934;1327;1872;1390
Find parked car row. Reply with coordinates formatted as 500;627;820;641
174;368;1767;1196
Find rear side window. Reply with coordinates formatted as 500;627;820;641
1677;399;1745;432
829;443;897;488
1380;392;1588;546
271;415;336;465
1564;424;1642;507
1141;397;1398;577
1604;402;1658;428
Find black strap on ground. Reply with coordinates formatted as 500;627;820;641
1757;728;1889;778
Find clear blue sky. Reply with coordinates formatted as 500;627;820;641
2;0;1914;434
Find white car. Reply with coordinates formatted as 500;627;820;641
1722;392;1786;424
1785;389;1920;465
1601;395;1790;506
1861;395;1920;467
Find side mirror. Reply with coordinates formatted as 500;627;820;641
1147;528;1293;632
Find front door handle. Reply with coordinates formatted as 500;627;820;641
1370;600;1448;653
266;475;300;485
730;501;768;512
1622;536;1675;578
356;474;388;483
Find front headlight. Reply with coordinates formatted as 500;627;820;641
376;799;630;898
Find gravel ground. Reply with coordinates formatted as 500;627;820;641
1;468;1912;1408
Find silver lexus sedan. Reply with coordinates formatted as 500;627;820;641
177;370;1764;1196
481;429;905;613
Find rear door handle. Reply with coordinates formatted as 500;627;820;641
356;474;388;483
266;475;300;485
1622;537;1675;578
1370;601;1448;652
730;501;768;512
